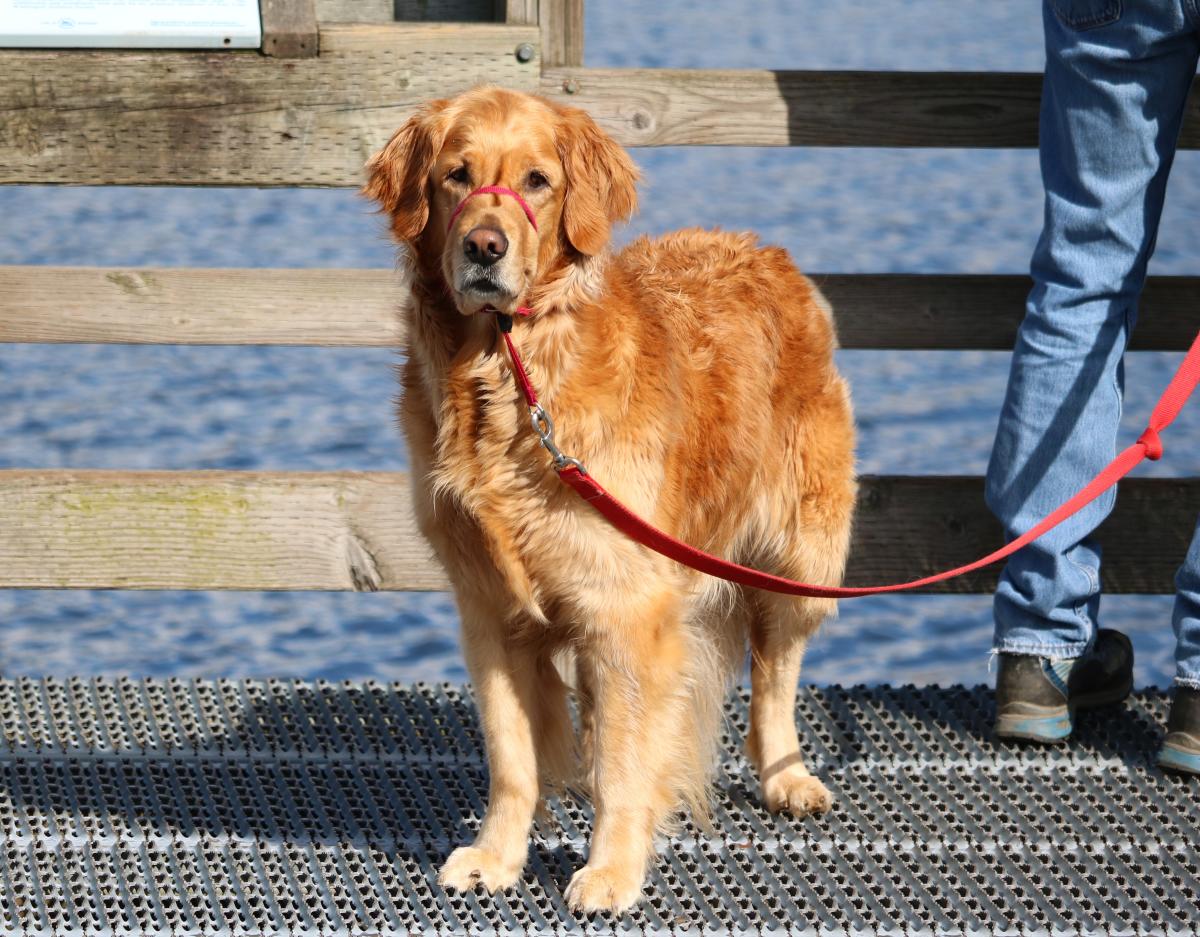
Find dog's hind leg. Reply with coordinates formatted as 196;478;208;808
747;590;835;816
747;474;853;816
746;378;855;815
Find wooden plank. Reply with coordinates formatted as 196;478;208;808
852;476;1200;594
261;0;320;57
3;56;1197;169
819;274;1200;352
541;68;1200;149
0;267;405;346
0;471;437;591
0;472;1190;592
3;268;1198;351
539;0;582;68
315;0;393;23
13;57;1174;183
0;23;539;186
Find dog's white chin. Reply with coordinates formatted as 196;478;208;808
454;284;523;316
453;292;511;319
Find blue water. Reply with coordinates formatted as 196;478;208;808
2;1;1199;687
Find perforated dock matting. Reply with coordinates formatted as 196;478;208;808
0;679;1195;935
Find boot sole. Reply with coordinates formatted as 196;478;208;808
1158;733;1200;776
995;709;1072;743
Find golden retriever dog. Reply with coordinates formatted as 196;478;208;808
363;86;855;914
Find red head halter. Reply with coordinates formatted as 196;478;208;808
446;185;538;234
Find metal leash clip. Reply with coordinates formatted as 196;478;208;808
529;404;587;474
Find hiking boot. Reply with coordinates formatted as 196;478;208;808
994;628;1134;743
1158;686;1200;776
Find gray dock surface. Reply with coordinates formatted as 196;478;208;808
0;678;1194;935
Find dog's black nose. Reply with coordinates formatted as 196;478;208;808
463;226;509;267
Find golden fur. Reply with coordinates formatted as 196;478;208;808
363;86;856;914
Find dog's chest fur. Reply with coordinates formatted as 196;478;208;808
401;302;584;622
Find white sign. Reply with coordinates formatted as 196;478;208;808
0;0;261;48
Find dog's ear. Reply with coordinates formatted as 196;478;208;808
555;104;639;256
362;100;449;242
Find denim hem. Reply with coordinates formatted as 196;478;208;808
994;640;1089;660
1175;674;1200;690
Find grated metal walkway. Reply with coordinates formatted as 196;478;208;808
0;678;1194;935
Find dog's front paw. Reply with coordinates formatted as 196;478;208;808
438;845;523;894
564;864;644;915
762;769;833;817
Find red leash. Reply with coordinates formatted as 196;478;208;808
453;186;1200;598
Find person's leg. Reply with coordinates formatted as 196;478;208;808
987;0;1199;656
986;0;1199;739
1172;530;1200;692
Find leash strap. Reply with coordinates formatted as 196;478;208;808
503;324;1200;598
502;330;539;407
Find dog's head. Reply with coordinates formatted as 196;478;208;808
363;86;638;316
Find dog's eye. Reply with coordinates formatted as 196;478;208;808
526;171;549;190
447;166;470;184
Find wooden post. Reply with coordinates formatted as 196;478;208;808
500;0;538;25
539;0;582;66
261;0;320;57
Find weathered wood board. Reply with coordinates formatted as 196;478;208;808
0;267;406;345
0;471;435;591
0;472;1190;593
540;68;1200;149
813;274;1200;352
3;267;1198;351
0;24;539;186
7;58;1200;186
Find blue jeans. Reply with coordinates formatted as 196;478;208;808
987;0;1200;688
